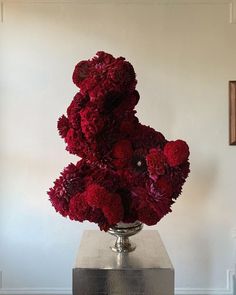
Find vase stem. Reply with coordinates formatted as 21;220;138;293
114;236;133;253
108;221;143;253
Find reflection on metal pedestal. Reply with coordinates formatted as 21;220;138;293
73;230;174;295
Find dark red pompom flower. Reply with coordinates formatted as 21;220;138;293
164;140;190;167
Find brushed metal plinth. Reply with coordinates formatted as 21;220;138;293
73;230;174;295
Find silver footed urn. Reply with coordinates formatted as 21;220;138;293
108;221;143;253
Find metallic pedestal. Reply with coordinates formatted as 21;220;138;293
73;230;174;295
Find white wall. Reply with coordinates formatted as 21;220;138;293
1;0;236;294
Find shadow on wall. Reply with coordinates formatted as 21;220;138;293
184;152;219;287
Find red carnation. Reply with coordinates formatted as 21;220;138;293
65;128;95;160
112;139;133;168
155;177;173;198
88;168;121;192
84;184;112;209
137;206;160;226
72;52;137;99
84;183;124;226
72;60;90;88
132;124;166;151
120;120;136;134
69;192;108;230
94;51;115;65
114;92;139;118
103;195;124;225
171;162;190;199
108;59;136;92
164;140;190;167
131;187;160;225
69;193;90;222
146;148;166;180
66;92;89;129
80;106;105;140
131;187;149;209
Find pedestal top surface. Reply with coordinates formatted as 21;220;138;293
75;230;173;270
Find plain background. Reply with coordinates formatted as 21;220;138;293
0;0;236;294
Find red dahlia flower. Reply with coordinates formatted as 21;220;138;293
47;161;88;217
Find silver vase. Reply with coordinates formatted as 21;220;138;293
108;221;143;253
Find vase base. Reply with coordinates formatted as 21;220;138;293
108;221;143;253
110;242;136;253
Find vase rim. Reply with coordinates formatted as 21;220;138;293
115;220;142;228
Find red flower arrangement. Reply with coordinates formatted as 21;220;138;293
48;51;190;231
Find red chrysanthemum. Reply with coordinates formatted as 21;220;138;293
164;140;190;167
47;161;87;217
57;115;69;138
